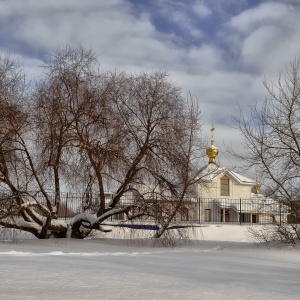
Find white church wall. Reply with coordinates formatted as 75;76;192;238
231;181;252;199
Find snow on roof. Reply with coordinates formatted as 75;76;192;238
196;163;225;181
197;163;255;184
229;171;255;184
250;193;275;202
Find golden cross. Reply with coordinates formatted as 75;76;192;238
210;124;215;145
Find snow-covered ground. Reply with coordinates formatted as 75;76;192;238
0;225;300;300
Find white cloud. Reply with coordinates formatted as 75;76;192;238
227;2;290;34
221;2;300;74
172;69;265;121
165;10;204;39
186;44;224;73
0;0;187;73
1;0;299;165
241;25;285;70
193;3;212;18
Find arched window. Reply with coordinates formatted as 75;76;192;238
220;176;229;196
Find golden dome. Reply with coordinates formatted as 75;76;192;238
206;145;219;164
253;183;261;194
253;168;261;194
206;125;219;164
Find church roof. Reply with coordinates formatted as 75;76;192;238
197;163;224;181
197;163;255;185
229;171;255;184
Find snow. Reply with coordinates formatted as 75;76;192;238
197;163;255;184
50;219;68;228
197;163;224;180
230;171;254;184
15;219;41;231
0;225;300;299
70;212;98;225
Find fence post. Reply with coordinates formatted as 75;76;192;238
65;193;68;220
239;198;242;225
279;202;282;226
198;197;201;224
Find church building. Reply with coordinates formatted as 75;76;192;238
195;126;287;224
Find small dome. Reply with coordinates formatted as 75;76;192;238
253;168;261;194
206;125;219;164
206;147;219;163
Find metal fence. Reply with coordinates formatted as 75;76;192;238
0;192;291;225
198;198;290;225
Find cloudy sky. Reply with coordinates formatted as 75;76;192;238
0;0;299;168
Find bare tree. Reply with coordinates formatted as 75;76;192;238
0;55;68;238
0;46;203;240
234;54;300;243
